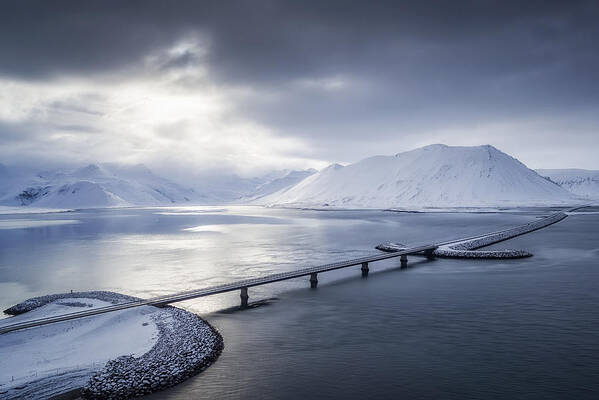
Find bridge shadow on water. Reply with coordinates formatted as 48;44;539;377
207;256;436;314
216;297;280;314
315;257;434;288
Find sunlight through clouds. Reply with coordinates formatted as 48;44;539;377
0;35;326;178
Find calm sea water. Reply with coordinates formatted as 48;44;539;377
1;206;598;399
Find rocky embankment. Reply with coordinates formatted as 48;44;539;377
81;306;223;399
3;291;223;399
376;212;567;259
3;291;138;315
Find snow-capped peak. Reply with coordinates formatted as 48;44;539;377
0;163;197;209
321;163;345;172
258;144;578;209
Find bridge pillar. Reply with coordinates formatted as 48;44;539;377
361;262;369;277
310;273;318;288
424;249;435;260
400;254;408;268
240;287;249;309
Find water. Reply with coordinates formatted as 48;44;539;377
1;206;598;399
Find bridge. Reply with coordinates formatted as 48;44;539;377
0;205;589;335
0;244;436;334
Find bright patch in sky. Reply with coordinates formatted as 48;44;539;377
1;2;598;179
0;37;326;179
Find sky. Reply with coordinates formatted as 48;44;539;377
1;0;598;183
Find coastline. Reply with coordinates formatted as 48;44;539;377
0;292;223;400
376;211;568;258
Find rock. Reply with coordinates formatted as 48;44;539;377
80;303;223;399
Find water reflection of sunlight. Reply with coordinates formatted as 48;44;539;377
181;224;225;233
183;223;283;233
151;206;229;215
155;210;228;216
82;225;311;308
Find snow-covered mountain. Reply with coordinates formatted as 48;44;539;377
259;144;578;209
536;169;599;199
192;169;317;203
0;163;198;208
238;169;316;201
0;163;320;209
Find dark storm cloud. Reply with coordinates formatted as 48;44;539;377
0;1;191;78
2;0;597;81
1;0;598;167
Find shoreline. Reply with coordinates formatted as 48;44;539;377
0;203;590;215
376;211;568;258
1;292;223;400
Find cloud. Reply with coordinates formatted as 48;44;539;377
0;53;322;180
0;0;598;177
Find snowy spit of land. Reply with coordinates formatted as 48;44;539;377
0;206;73;215
0;292;222;400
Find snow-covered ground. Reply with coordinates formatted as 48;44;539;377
0;298;160;399
259;144;579;209
0;291;223;399
536;169;599;199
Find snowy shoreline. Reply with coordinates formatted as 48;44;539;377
1;292;223;399
262;203;584;213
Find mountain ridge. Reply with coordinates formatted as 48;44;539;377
536;168;599;199
0;164;318;208
258;144;578;209
0;163;196;208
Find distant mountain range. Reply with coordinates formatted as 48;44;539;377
0;163;196;208
0;163;316;208
1;145;593;210
258;144;580;209
238;169;317;201
536;169;599;200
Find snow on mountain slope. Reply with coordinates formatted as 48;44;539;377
240;169;316;201
536;169;599;199
189;169;318;203
259;144;578;209
0;164;197;208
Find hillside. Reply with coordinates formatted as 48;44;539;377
238;169;316;201
0;164;197;208
259;144;578;209
536;169;599;199
0;164;320;209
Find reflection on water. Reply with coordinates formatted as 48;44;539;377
1;207;598;399
0;206;537;313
